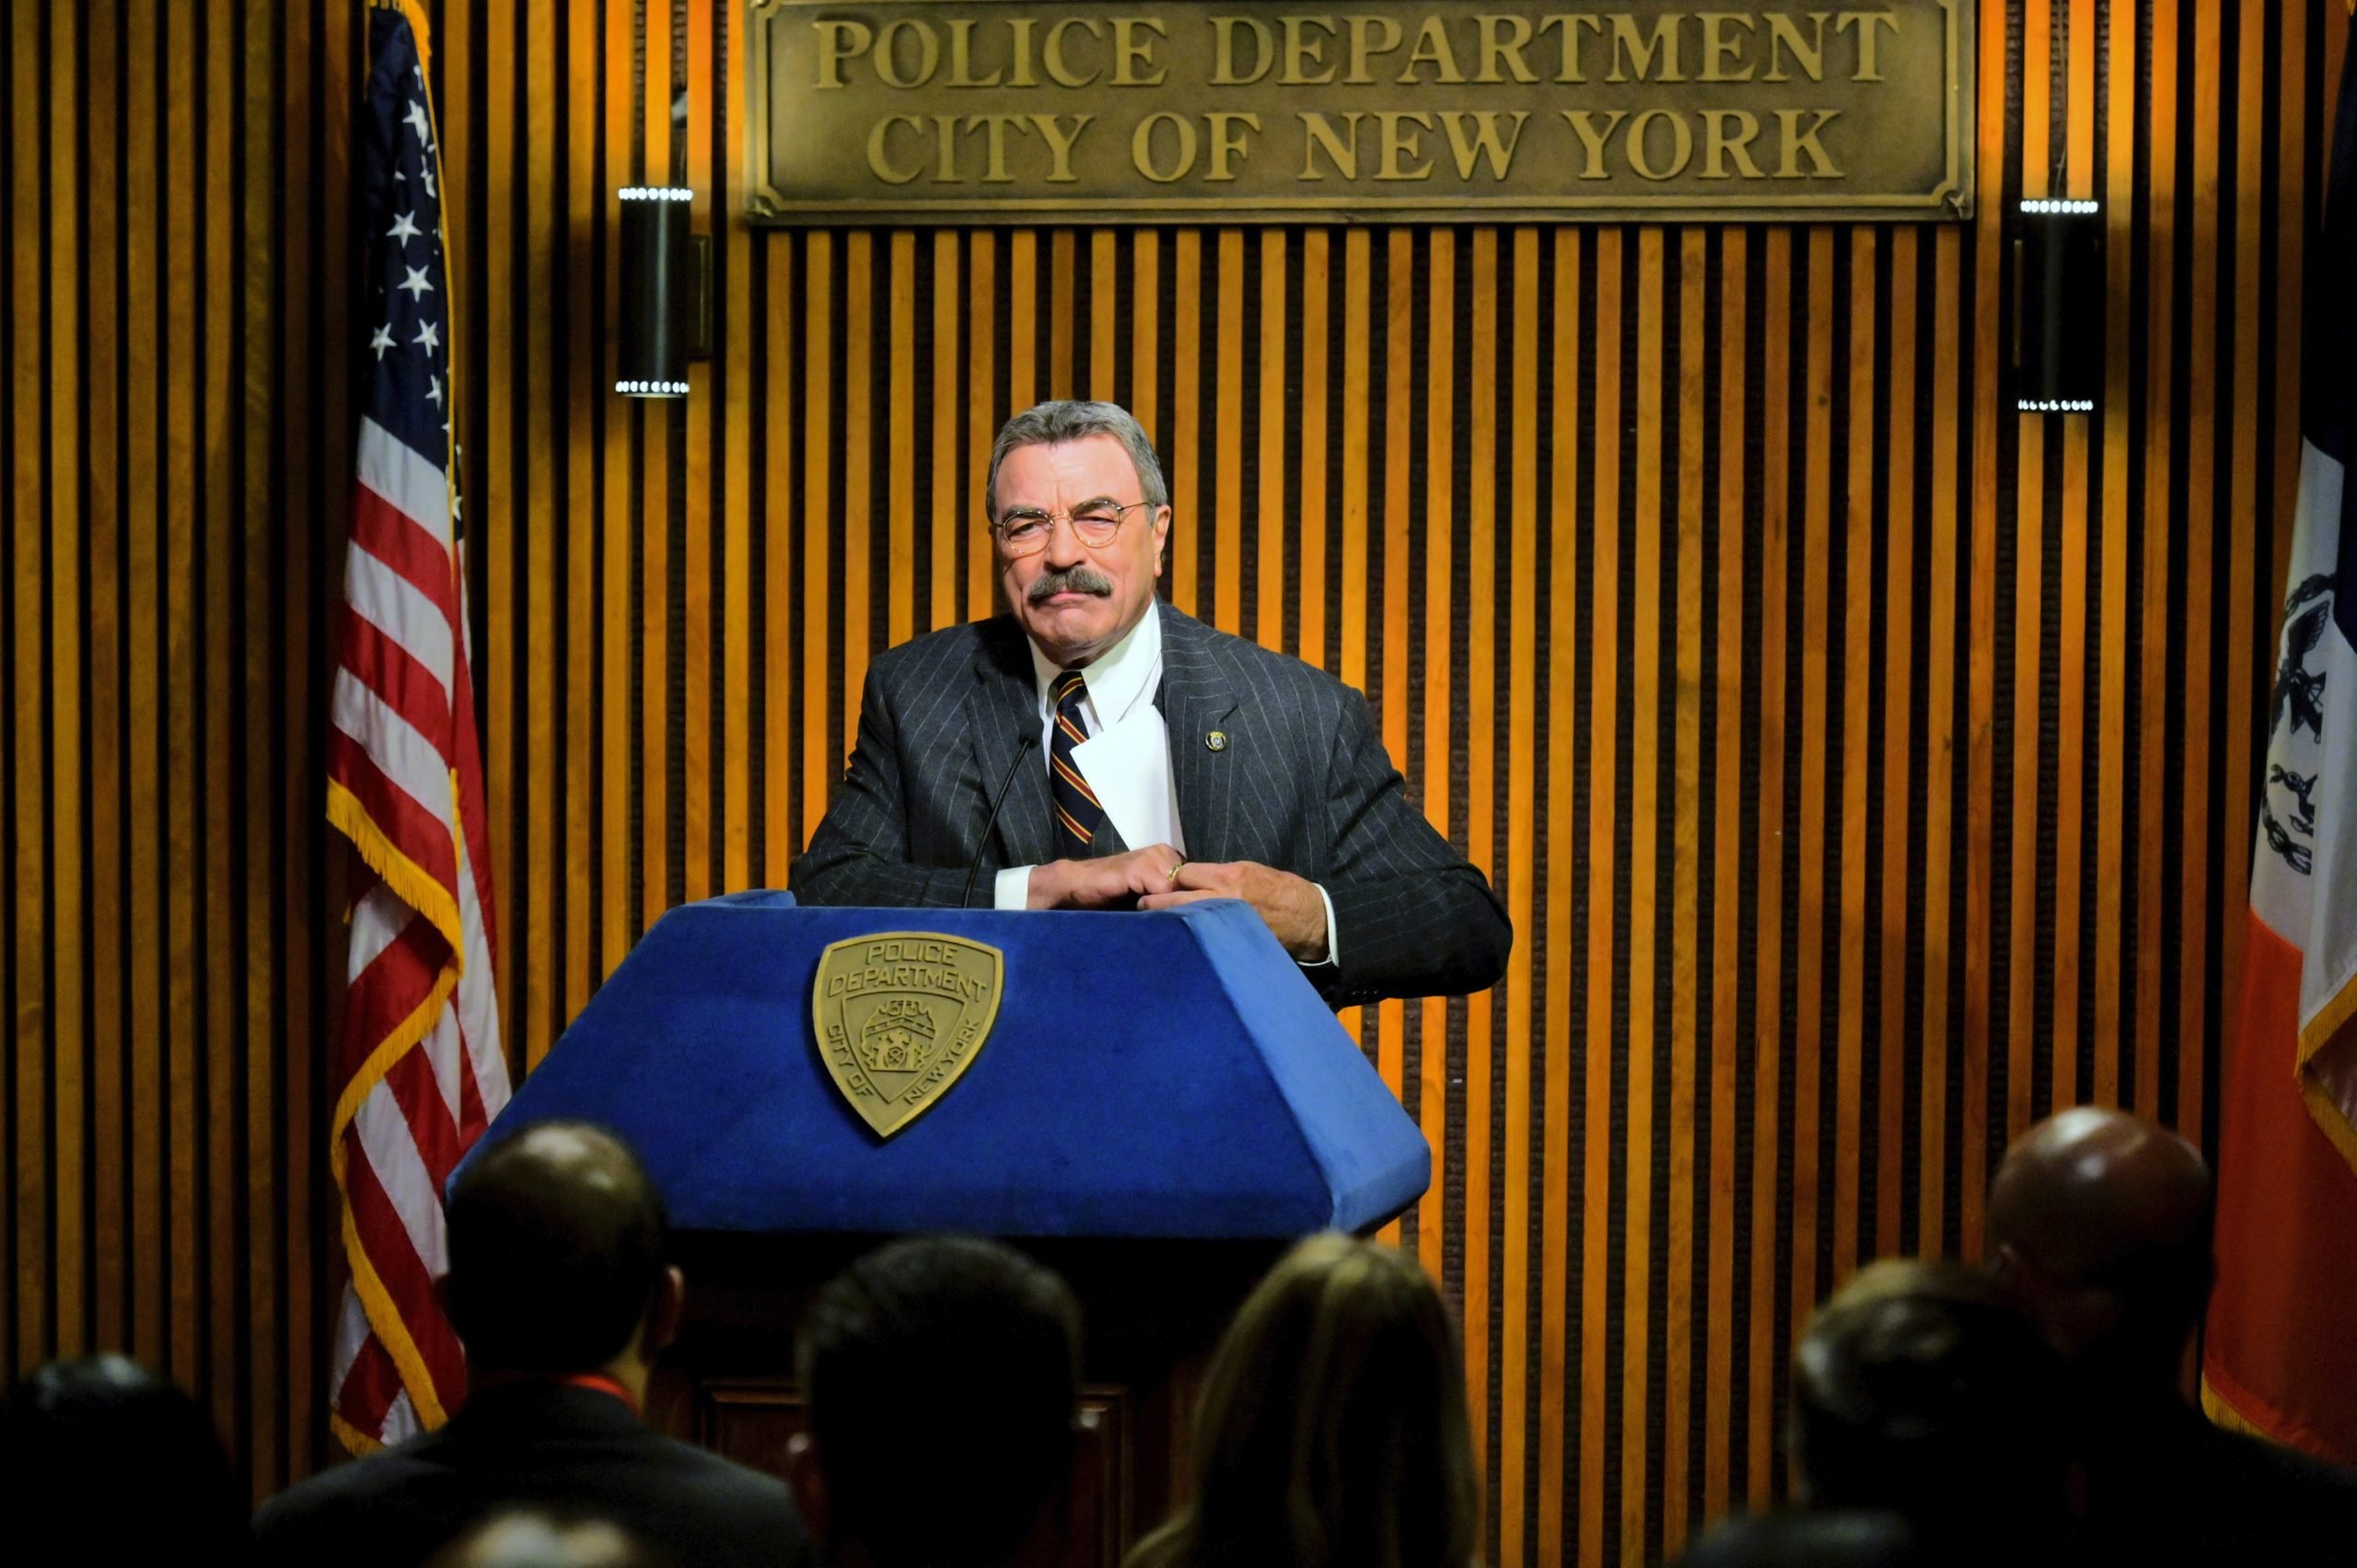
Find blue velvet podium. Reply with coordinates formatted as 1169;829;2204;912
493;890;1430;1237
493;893;1431;1567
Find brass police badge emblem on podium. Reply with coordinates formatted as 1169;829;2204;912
811;933;1005;1137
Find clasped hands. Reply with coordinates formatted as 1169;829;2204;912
1024;844;1329;964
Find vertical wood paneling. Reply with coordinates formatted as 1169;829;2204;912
566;0;600;1023
1703;227;1747;1523
0;0;360;1489
88;0;127;1365
9;0;49;1374
49;0;86;1371
682;0;715;905
598;0;633;980
2138;0;2181;1134
2095;0;2134;1110
483;0;515;1051
238;0;275;1479
1538;226;1579;1568
124;0;165;1376
525;0;560;1061
640;0;673;935
2182;0;2223;1149
763;237;795;886
1837;227;1875;1285
1922;227;1960;1243
1418;228;1454;1280
1792;223;1834;1421
207;0;240;1446
1498;225;1538;1568
1879;227;1918;1260
3;2;2349;1554
1463;227;1496;1519
1579;226;1620;1568
1620;225;1661;1568
160;0;198;1395
839;229;871;763
1746;226;1794;1510
1663;226;1705;1558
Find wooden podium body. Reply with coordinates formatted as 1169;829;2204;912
485;894;1431;1567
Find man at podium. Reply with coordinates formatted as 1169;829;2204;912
793;400;1510;1008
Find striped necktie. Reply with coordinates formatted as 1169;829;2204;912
1050;669;1103;859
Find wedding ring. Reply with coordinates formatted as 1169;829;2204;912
1167;856;1188;883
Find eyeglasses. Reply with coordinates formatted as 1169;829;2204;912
991;500;1154;558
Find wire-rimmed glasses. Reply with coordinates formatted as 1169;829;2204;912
991;500;1154;558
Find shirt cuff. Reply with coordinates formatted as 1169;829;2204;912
993;865;1035;911
1301;883;1341;969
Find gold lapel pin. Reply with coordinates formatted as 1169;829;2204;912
1205;730;1227;751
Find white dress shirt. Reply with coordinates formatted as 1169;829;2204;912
993;609;1339;968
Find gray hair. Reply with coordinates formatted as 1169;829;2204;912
985;401;1169;520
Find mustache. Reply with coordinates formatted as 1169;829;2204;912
1028;566;1114;602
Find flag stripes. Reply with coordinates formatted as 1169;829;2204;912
322;0;509;1455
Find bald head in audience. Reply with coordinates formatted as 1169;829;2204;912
1986;1107;2213;1384
1985;1107;2357;1556
443;1120;683;1390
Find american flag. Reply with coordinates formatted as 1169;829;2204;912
325;0;509;1452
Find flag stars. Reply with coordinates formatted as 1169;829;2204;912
412;318;441;354
388;210;420;246
403;99;431;144
426;374;445;410
369;322;396;361
398;264;434;300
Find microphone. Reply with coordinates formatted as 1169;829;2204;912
960;733;1039;909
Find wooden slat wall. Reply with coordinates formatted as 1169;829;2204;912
3;0;354;1496
2;2;2349;1560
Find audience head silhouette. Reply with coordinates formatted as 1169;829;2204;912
1128;1232;1479;1568
1790;1260;2067;1549
792;1235;1082;1568
1987;1105;2213;1386
0;1353;242;1557
444;1120;679;1378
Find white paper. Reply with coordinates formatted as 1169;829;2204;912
1073;704;1186;856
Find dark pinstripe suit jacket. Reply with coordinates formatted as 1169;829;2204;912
791;602;1512;1006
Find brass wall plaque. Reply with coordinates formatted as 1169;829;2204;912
746;0;1973;225
811;932;1006;1137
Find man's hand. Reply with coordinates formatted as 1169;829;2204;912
1139;860;1330;964
1025;844;1189;911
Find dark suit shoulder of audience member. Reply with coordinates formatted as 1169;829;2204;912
1;1352;244;1561
1673;1510;1925;1568
252;1381;801;1568
1126;1232;1479;1568
2082;1398;2357;1563
252;1120;810;1568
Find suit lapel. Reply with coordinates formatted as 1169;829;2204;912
968;621;1054;868
1156;603;1241;863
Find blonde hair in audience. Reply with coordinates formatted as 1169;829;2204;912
1129;1232;1480;1568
